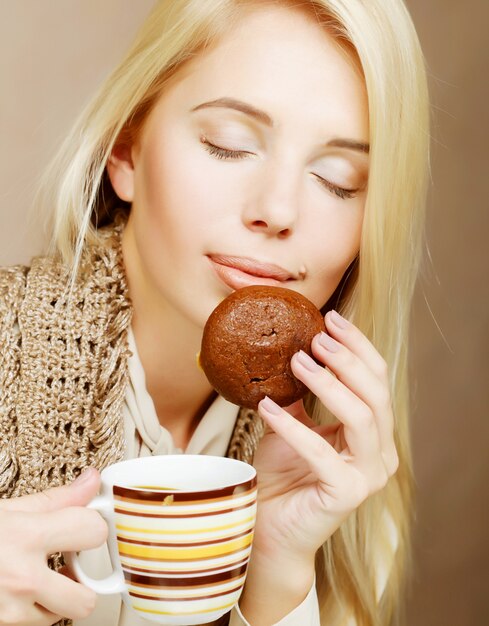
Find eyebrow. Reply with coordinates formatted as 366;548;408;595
190;97;370;154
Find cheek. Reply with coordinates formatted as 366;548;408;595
140;132;231;228
306;204;363;305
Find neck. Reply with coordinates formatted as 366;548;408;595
121;224;215;448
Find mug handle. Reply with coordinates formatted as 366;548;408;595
65;495;126;595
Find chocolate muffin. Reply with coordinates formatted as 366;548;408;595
200;285;325;409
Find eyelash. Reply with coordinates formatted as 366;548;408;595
311;174;357;200
202;139;250;161
201;139;358;200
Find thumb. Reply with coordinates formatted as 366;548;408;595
2;467;101;514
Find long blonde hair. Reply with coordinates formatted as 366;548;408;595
35;1;430;624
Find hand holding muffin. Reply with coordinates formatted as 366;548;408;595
237;307;399;621
200;288;399;624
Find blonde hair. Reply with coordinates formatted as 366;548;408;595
35;1;430;624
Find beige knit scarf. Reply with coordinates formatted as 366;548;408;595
0;218;264;501
0;218;264;626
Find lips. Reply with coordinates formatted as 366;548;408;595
208;254;302;291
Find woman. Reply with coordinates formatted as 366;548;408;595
0;0;430;625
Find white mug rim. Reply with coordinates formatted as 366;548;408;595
99;454;257;494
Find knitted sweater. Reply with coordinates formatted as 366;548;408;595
0;218;264;498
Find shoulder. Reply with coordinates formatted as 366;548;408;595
0;254;77;337
0;264;29;304
0;255;66;315
0;219;130;334
0;265;30;328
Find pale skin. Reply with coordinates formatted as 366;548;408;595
0;5;399;625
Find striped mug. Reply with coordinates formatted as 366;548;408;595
67;455;257;625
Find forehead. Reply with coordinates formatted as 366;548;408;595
149;4;368;140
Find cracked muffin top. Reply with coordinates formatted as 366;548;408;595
200;285;325;409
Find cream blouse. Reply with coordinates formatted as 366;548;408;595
74;328;321;626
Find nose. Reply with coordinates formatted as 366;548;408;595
241;165;300;238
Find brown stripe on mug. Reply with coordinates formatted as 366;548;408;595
114;487;256;508
128;581;244;603
124;563;248;588
114;500;255;518
113;478;256;504
121;555;250;576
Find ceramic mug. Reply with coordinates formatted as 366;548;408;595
67;455;257;625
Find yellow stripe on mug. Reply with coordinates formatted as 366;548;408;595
115;514;256;535
118;533;253;560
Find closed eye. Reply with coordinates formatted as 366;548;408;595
201;137;252;160
311;173;359;200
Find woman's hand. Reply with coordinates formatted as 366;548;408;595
239;309;399;624
0;469;105;626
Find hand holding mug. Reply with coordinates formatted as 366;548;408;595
0;469;104;625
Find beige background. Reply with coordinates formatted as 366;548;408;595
1;1;487;624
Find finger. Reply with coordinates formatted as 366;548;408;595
262;399;340;448
258;396;345;483
290;350;386;485
57;564;76;582
283;401;341;447
325;311;389;382
284;400;341;452
0;601;60;626
311;332;396;454
313;423;343;449
260;400;315;438
42;506;108;554
1;468;101;514
36;568;96;621
311;332;390;414
282;399;316;428
322;313;399;475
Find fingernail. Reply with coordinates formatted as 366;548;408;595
318;332;340;352
296;350;318;372
73;468;94;485
330;310;348;329
260;396;282;415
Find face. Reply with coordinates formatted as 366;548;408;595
110;4;369;330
